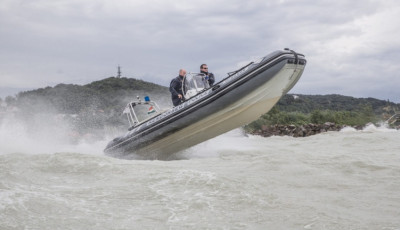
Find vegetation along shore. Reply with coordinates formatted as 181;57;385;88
244;94;400;137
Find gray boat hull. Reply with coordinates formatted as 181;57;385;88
104;49;306;159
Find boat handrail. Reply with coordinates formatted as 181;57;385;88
226;61;254;78
123;96;161;128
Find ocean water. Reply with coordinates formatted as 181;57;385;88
1;122;400;229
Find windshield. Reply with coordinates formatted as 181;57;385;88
182;73;209;99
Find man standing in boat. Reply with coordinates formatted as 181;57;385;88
200;64;215;87
169;69;186;106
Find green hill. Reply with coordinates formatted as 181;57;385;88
277;94;399;114
14;77;170;114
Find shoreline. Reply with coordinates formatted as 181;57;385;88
247;122;399;138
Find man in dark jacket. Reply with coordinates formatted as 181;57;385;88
169;69;186;106
200;64;215;87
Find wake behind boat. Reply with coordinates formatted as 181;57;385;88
104;48;307;159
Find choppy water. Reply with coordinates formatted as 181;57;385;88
1;125;400;229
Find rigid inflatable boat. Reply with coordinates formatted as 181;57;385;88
104;48;306;159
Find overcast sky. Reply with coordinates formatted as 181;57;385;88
1;0;399;102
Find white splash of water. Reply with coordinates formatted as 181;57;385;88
0;114;108;156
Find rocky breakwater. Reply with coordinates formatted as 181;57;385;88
250;122;351;137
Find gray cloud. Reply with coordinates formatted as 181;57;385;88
1;0;399;102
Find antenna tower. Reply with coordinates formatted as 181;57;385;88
117;65;122;78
